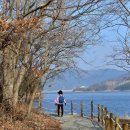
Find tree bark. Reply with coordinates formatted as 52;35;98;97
13;68;26;108
38;90;42;110
16;0;20;18
27;85;38;116
3;47;15;103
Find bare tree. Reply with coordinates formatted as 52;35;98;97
104;1;130;71
0;0;113;114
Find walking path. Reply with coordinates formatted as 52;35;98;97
48;113;104;130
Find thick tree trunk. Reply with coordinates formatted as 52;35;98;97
27;86;38;116
13;68;26;108
12;40;30;108
2;39;30;108
3;47;15;103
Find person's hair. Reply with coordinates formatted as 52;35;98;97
58;90;63;94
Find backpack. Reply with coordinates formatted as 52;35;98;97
59;95;64;103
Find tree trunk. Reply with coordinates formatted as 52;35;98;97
3;47;15;104
16;0;20;18
38;89;42;110
0;62;4;102
12;39;30;108
13;68;26;108
27;86;38;116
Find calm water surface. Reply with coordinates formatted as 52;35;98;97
41;91;130;117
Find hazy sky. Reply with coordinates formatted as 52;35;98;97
77;27;126;71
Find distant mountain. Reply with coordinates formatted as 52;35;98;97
115;81;130;90
73;77;130;92
44;68;128;91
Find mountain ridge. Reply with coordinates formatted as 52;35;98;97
44;68;128;91
73;76;130;92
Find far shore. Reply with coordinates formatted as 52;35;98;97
43;89;73;93
43;89;130;93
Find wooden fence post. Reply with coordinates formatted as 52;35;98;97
98;104;100;122
91;100;94;119
105;107;108;116
122;124;128;130
71;100;73;115
115;116;119;130
101;105;105;126
106;111;109;117
110;113;114;130
80;101;83;117
105;116;110;130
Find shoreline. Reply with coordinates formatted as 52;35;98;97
43;90;130;93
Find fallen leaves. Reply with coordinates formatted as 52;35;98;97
0;104;61;130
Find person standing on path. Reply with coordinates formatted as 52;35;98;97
55;90;66;117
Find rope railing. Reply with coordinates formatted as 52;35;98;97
111;118;116;123
117;123;123;130
91;101;129;130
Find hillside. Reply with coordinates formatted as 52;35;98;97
73;77;130;92
115;82;130;90
44;68;128;91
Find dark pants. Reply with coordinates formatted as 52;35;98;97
58;104;63;116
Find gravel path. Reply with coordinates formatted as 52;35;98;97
49;113;103;130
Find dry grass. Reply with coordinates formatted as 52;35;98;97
0;103;61;130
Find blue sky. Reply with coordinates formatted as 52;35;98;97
75;0;130;71
77;27;126;71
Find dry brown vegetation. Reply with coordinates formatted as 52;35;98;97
0;103;61;130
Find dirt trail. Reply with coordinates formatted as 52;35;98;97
49;113;104;130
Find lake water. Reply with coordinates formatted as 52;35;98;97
40;91;130;117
